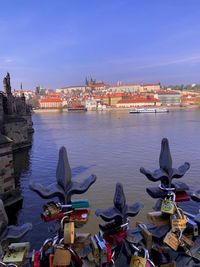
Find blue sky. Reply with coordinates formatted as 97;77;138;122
1;0;200;89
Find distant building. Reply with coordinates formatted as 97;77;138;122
97;93;124;107
56;86;86;93
141;83;161;92
39;97;62;108
116;95;160;108
85;98;97;111
156;90;181;106
108;83;161;93
108;84;141;93
181;93;200;105
86;77;108;90
13;90;35;100
86;82;108;90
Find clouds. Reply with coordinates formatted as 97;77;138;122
1;1;200;88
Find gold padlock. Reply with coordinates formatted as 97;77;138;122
60;216;75;245
130;255;147;267
130;247;153;267
161;192;176;215
53;247;71;266
163;231;179;251
43;201;61;218
170;208;187;232
64;222;75;244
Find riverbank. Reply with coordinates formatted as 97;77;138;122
32;105;200;114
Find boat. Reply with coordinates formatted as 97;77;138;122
67;105;87;112
129;107;169;114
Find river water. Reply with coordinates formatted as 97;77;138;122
13;109;200;249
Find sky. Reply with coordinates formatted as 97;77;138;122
1;0;200;89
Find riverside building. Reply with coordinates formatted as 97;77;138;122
156;90;181;106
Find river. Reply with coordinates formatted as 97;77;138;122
13;109;200;249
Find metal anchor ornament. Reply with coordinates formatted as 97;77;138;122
140;138;190;189
30;146;97;204
95;183;143;225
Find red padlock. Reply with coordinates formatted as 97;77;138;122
103;229;127;246
33;251;40;267
105;243;112;263
41;212;66;222
175;191;190;202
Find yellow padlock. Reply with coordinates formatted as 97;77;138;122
161;192;176;215
170;207;187;232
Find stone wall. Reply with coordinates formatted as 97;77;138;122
22;115;34;134
3;117;31;150
0;136;15;194
0;94;4;130
0;74;33;207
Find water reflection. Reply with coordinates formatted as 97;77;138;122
8;143;33;225
13;147;32;187
8;110;200;249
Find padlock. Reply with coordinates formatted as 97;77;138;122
60;199;90;209
180;234;194;247
64;222;75;244
53;246;71;266
60;216;75;245
175;191;190;202
170;207;187;232
67;247;83;267
3;242;29;266
40;238;53;259
43;202;62;218
69;209;90;223
163;231;180;251
137;223;152;251
103;229;127;246
94;235;108;264
105;243;112;264
100;221;128;235
185;218;199;237
130;247;155;267
184;236;200;261
41;212;66;222
90;236;100;264
161;193;176;215
32;250;40;267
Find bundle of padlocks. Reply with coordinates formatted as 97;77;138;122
2;139;200;266
41;199;90;227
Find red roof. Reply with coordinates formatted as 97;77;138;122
40;98;62;103
47;93;61;96
118;97;159;104
158;90;180;95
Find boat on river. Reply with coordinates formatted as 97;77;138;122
67;105;87;112
129;107;169;114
